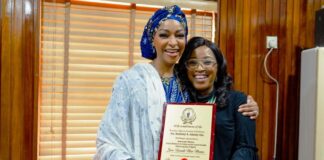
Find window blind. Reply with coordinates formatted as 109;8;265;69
39;1;216;160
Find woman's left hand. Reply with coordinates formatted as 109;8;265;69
238;95;259;119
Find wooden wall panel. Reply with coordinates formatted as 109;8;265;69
218;0;324;159
0;0;39;160
0;0;2;144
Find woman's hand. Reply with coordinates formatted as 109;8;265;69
238;95;259;119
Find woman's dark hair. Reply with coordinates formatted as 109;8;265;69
176;36;232;107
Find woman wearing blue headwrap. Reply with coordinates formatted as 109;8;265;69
95;6;189;160
94;5;259;160
140;5;189;103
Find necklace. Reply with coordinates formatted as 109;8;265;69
161;76;172;85
150;63;186;103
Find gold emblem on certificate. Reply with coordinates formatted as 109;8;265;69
158;103;216;160
181;108;196;124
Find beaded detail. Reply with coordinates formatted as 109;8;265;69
161;76;188;103
161;76;172;86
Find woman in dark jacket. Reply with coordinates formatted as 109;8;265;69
176;36;258;160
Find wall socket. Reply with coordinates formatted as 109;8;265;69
266;36;278;49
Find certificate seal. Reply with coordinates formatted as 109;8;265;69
181;108;196;124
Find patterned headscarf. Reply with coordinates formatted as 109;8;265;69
140;5;188;60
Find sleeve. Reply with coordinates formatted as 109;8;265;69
231;92;259;160
94;74;135;160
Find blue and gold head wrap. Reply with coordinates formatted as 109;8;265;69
140;5;188;60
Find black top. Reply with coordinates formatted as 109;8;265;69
214;90;258;160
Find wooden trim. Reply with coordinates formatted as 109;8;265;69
45;0;67;3
0;0;2;135
1;0;16;159
215;0;220;45
0;0;40;159
33;0;41;159
37;1;44;158
72;0;131;10
43;0;215;16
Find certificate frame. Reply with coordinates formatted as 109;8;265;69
158;103;216;160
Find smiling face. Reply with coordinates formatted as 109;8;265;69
153;19;186;66
187;45;217;96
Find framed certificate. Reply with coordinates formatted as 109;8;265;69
158;103;216;160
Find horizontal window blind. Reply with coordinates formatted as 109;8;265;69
39;1;216;160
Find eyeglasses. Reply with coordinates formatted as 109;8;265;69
185;59;217;70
